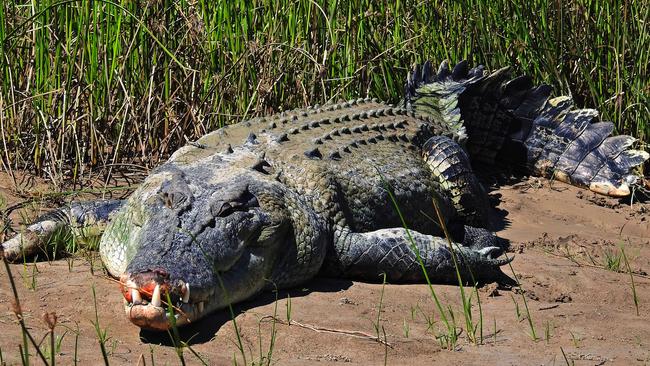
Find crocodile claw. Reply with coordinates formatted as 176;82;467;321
477;246;503;259
487;255;514;267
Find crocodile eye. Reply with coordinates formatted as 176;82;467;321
157;175;193;211
211;190;259;218
158;191;188;210
212;202;235;217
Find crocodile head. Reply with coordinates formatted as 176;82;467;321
100;157;290;330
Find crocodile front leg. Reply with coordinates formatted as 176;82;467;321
1;200;123;261
324;227;512;284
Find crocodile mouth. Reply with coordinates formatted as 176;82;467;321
119;272;206;331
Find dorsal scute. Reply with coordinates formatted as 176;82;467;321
169;97;442;167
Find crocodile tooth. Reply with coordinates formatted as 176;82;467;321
151;284;162;307
197;301;205;313
182;284;190;303
131;289;142;304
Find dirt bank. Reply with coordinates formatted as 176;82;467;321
0;174;648;365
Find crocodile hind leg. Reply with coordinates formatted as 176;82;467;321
422;135;490;228
324;227;512;284
1;200;123;262
421;135;509;255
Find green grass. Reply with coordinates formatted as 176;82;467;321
0;0;647;188
620;244;640;316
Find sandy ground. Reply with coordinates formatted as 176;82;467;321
0;173;649;365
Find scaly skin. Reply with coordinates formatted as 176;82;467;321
97;96;510;330
2;61;647;331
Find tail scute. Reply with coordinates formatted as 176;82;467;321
406;60;648;197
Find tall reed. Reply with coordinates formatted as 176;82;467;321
1;0;646;187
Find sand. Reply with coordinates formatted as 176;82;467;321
0;173;648;365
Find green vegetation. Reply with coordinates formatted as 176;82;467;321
620;244;640;316
0;1;646;363
0;0;647;188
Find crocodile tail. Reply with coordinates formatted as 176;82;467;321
406;60;649;197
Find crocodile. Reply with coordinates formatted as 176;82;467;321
2;61;648;330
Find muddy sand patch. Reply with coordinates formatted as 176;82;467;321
0;174;648;365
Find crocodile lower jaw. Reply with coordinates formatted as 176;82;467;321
124;300;206;330
125;302;170;330
120;275;205;330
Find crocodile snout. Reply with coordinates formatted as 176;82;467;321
119;271;194;330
